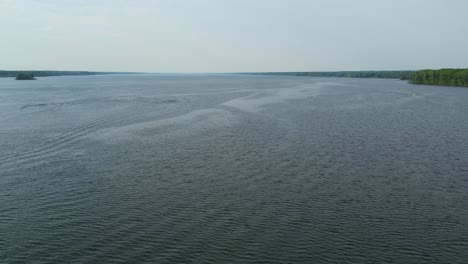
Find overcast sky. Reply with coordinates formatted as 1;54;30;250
1;0;468;72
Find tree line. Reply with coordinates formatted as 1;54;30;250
0;70;138;78
242;69;468;87
409;69;468;87
243;71;413;80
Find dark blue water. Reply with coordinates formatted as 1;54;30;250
1;74;467;263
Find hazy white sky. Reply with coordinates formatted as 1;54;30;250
1;0;468;72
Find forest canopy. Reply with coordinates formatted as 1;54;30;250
409;69;468;87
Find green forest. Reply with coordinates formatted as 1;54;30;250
409;69;468;87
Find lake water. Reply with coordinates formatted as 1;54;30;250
1;74;467;263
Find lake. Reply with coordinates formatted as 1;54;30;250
1;74;467;263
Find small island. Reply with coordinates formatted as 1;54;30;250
16;72;36;80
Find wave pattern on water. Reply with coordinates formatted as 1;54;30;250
1;75;468;264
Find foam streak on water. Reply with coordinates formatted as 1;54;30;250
1;75;467;263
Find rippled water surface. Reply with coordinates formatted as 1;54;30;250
1;74;467;263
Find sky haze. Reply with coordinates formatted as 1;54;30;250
1;0;468;72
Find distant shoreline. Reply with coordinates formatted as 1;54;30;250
0;70;142;78
237;71;413;80
238;69;468;88
2;69;467;88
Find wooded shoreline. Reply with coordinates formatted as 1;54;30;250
0;70;138;78
409;69;468;87
241;69;468;88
